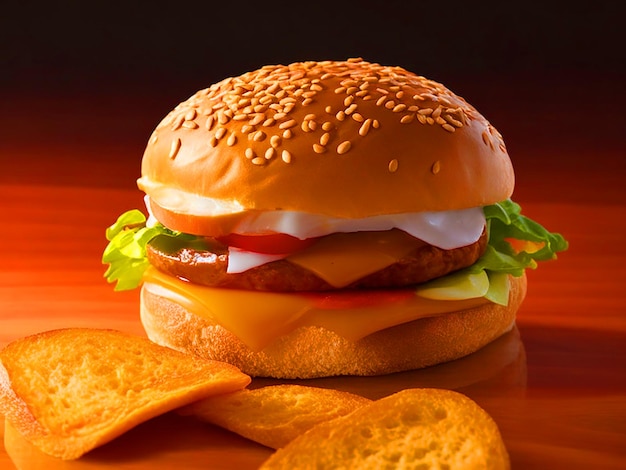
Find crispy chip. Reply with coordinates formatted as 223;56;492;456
180;384;371;449
260;388;510;469
0;328;250;459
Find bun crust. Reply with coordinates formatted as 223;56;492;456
140;59;514;220
140;274;526;379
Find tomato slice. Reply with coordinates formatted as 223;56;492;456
217;233;320;254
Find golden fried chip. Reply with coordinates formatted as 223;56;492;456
180;384;371;449
0;328;250;459
260;388;510;469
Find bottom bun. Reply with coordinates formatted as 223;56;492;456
140;274;527;379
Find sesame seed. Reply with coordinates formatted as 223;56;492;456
172;115;184;130
253;130;266;141
442;123;456;132
241;124;254;134
265;148;276;160
324;105;333;114
304;113;317;121
392;104;407;113
400;114;415;124
313;143;327;154
282;129;293;139
388;159;399;173
245;148;255;159
336;110;346;121
322;121;334;131
337;140;352;154
444;114;463;127
431;161;441;174
270;135;281;148
432;107;442;118
169;138;181;159
334;86;346;94
372;119;380;129
301;121;311;132
320;132;330;146
209;136;218;147
302;98;314;106
215;127;227;139
344;95;355;106
279;119;297;129
352;113;364;122
345;104;357;115
417;114;427;124
218;112;230;125
251;157;266;165
249;113;265;125
281;149;292;163
481;130;490;146
376;96;387;106
227;133;238;146
359;119;372;136
182;120;198;129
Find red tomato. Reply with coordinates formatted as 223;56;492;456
217;233;319;254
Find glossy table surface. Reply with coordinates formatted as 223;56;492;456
1;80;625;469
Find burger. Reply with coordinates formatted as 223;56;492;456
103;58;567;379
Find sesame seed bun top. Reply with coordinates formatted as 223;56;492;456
140;58;514;219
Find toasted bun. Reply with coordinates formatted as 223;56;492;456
140;274;526;379
139;58;514;222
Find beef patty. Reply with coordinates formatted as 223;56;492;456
146;229;487;292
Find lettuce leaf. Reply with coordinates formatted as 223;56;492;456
102;200;568;294
416;199;568;305
102;210;196;291
477;199;568;276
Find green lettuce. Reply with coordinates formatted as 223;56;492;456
102;210;197;291
102;200;568;296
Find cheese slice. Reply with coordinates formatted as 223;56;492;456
286;230;423;288
142;267;488;351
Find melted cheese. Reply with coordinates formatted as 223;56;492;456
143;267;488;351
287;230;424;287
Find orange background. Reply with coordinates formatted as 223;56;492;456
1;3;625;468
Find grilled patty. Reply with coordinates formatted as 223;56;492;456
146;230;487;292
